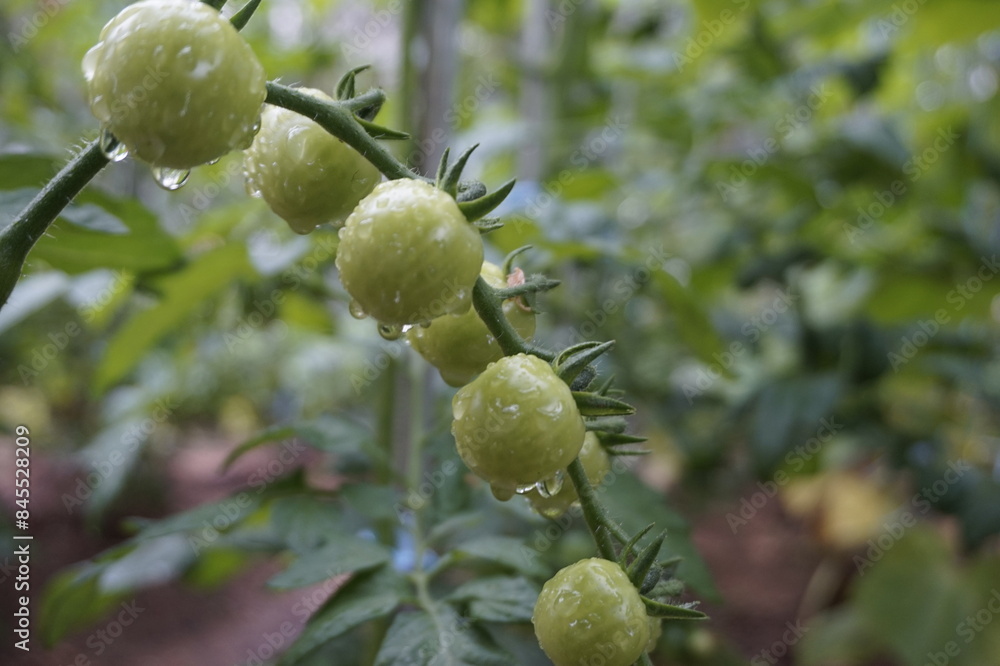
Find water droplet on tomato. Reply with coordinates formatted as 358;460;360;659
535;471;564;499
98;128;129;163
348;300;367;319
151;166;190;191
377;322;402;340
490;483;515;502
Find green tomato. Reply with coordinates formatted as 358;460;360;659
524;432;610;519
83;0;266;169
407;261;536;386
243;89;382;234
533;558;651;666
336;179;483;326
451;353;584;501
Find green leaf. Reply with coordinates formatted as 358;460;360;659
93;242;256;392
457;179;516;222
652;271;729;372
554;341;615;385
229;0;263;31
447;576;539;623
130;493;263;540
450;536;549;579
269;495;345;553
571;391;636;417
0;152;59;190
38;565;127;647
224;415;371;469
79;416;156;521
640;597;707;620
268;537;391;589
853;527;968;666
279;567;408;665
374;606;513;666
32;190;183;275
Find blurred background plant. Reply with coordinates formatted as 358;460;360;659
1;0;998;664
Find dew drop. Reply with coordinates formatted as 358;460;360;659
377;323;402;340
98;128;128;163
348;300;368;320
535;471;564;499
206;157;221;166
151;166;190;191
490;484;515;502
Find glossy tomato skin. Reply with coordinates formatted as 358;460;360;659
524;432;610;518
533;558;651;666
407;262;536;386
243;89;381;234
451;353;584;501
335;179;483;326
83;0;266;169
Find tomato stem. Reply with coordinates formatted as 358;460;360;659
0;139;109;310
264;81;421;182
470;276;554;360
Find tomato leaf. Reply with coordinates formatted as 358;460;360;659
447;576;539;623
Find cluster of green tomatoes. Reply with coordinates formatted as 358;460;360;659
82;1;661;663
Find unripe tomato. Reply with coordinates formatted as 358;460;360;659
336;179;483;326
524;432;610;518
407;261;536;386
243;89;381;234
451;353;584;501
83;0;266;170
533;558;651;666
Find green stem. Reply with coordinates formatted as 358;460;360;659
0;139;109;309
471;276;554;360
566;457;629;559
264;82;420;182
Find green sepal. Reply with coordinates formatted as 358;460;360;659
626;530;667;588
435;148;451;188
457;180;487;202
619;523;655;564
502;245;532;276
594;374;616;396
572;391;636;416
554;340;615;385
441;144;479;198
229;0;263;31
570;366;596;391
584;415;628;433
608;449;651;457
640;597;707;620
474;217;504;234
598;432;648;446
493;277;560;300
355;117;410;140
458;179;515;222
336;65;371;100
202;0;227;10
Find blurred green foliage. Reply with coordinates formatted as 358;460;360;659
1;0;999;664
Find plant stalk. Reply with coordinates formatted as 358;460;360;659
0;139;109;309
